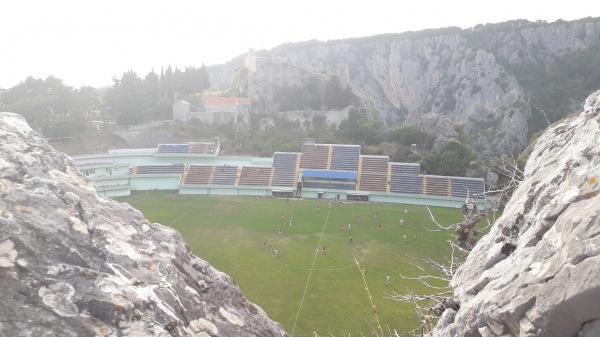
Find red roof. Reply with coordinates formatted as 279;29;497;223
205;96;251;106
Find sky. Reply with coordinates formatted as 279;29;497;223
1;0;597;89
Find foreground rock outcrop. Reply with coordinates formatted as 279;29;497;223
432;91;600;336
0;112;287;336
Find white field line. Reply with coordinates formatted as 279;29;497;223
290;207;332;337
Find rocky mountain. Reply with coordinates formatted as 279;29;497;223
0;112;288;336
208;17;600;156
431;90;600;336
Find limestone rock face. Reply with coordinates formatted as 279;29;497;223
432;90;600;336
209;19;600;156
0;112;288;336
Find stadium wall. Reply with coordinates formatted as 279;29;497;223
130;175;182;191
180;185;271;196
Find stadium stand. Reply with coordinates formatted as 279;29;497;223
135;164;185;174
80;136;487;206
424;175;451;196
157;144;189;154
271;152;300;187
390;162;420;176
300;144;331;170
238;166;273;186
358;156;389;192
183;165;214;184
450;177;485;198
212;165;238;185
330;145;360;171
189;142;218;154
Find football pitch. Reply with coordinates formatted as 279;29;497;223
116;191;473;336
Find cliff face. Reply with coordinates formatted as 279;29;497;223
209;18;600;156
431;90;600;336
0;112;288;336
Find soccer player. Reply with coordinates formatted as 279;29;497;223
386;274;391;286
322;245;327;255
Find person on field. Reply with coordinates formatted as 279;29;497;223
289;218;292;226
403;234;407;242
378;223;382;231
322;245;327;255
263;241;267;250
349;235;353;244
273;248;278;257
386;274;391;286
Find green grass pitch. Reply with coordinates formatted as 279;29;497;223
116;191;476;336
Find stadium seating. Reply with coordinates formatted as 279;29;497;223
135;164;185;174
358;156;389;192
299;144;330;170
183;165;214;184
157;144;189;154
390;163;423;194
424;175;450;196
450;177;485;198
212;165;238;185
271;152;300;187
189;142;218;154
238;166;273;186
330;145;360;171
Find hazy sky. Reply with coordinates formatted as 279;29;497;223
1;0;596;89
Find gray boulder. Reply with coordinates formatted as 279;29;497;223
0;112;288;336
432;89;600;336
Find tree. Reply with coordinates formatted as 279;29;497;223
323;75;358;110
0;76;91;137
104;71;149;126
388;124;436;149
338;107;384;145
421;140;475;176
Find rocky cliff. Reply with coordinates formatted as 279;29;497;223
431;90;600;336
208;18;600;156
0;112;288;336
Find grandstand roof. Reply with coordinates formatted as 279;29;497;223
303;170;357;180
